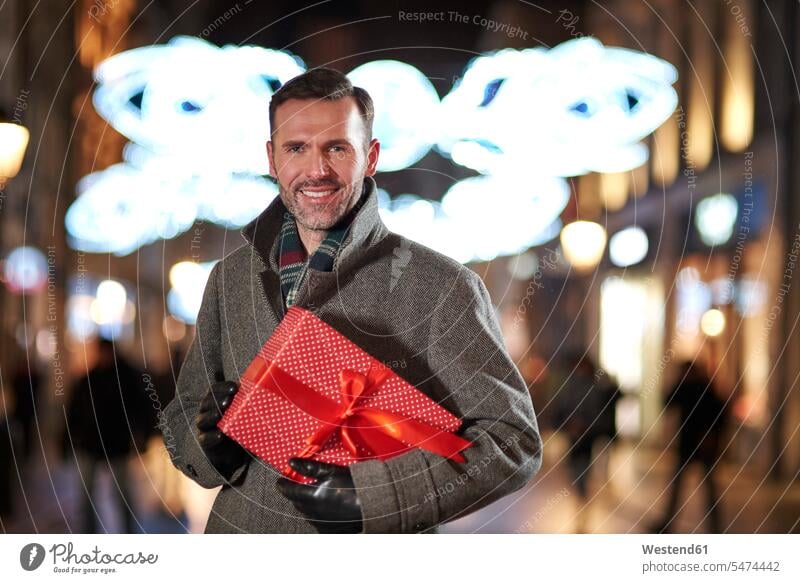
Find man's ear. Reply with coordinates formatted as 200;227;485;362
365;138;380;177
267;140;276;178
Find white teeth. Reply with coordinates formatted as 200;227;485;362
301;189;337;198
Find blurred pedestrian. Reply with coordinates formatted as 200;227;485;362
63;338;151;533
0;384;14;520
592;369;621;493
554;352;609;531
11;362;41;463
650;360;727;533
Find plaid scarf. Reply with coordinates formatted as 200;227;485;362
278;187;367;308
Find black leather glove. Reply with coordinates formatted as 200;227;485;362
195;381;249;480
276;458;363;533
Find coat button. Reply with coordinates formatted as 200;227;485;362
414;522;425;531
186;463;198;477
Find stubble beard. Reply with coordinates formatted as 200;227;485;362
279;176;365;232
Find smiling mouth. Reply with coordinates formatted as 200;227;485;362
298;186;341;202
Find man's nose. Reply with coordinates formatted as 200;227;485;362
306;149;331;178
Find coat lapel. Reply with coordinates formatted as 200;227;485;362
241;193;287;326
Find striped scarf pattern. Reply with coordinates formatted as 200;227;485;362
278;190;366;308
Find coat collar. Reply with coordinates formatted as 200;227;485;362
241;175;388;276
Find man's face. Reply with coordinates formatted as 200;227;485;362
267;97;380;232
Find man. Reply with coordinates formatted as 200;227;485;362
161;68;543;533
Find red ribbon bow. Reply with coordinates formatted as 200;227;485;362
250;360;473;481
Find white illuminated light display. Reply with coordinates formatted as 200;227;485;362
67;36;677;265
68;36;300;255
438;37;678;177
347;60;441;172
3;246;48;293
439;176;569;263
92;36;304;175
66;162;278;255
377;176;568;264
608;226;649;267
68;164;196;254
168;261;218;324
695;193;738;246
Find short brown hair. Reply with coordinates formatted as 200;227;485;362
268;67;374;144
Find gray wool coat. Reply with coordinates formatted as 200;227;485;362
161;176;543;533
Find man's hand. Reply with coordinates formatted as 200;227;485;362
276;458;363;533
195;381;249;479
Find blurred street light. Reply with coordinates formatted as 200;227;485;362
700;308;726;337
560;220;607;272
0;110;30;185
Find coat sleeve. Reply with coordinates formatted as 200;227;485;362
160;262;248;488
349;267;543;532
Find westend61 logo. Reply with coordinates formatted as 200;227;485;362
19;542;158;575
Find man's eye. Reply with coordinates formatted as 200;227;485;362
330;145;346;153
288;146;303;153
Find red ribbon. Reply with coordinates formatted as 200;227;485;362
245;358;473;481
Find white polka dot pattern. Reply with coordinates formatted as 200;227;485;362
218;306;463;483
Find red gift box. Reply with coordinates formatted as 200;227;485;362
218;306;473;483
